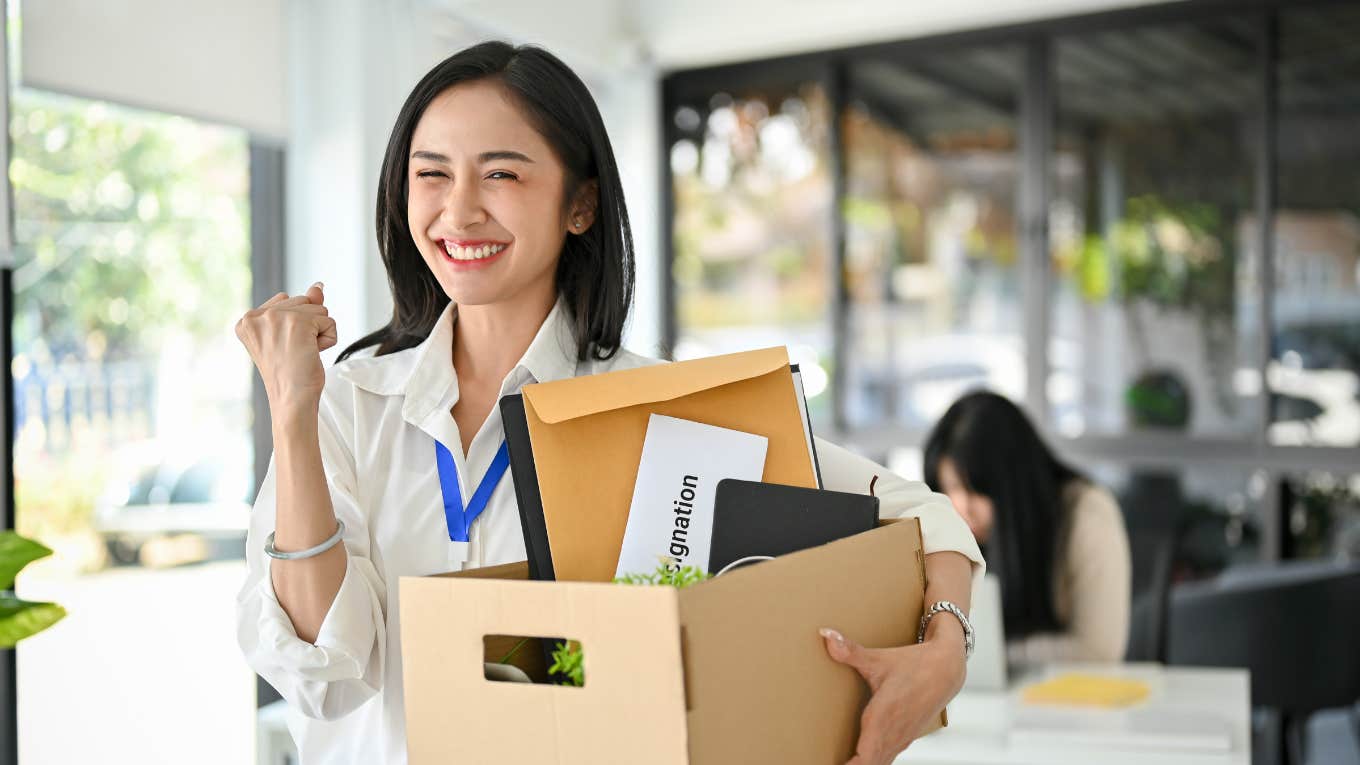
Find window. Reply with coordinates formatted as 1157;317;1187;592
842;46;1024;431
11;88;257;764
670;81;834;421
1049;17;1262;440
1268;3;1360;448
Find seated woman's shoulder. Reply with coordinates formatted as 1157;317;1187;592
1063;479;1126;532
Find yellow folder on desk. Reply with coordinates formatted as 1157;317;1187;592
520;346;818;582
1022;673;1151;708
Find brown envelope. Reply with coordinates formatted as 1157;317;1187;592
521;346;818;582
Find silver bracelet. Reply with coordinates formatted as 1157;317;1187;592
917;600;975;659
264;519;346;560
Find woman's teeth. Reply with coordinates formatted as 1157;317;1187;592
443;242;507;261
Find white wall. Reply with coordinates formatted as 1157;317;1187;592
433;0;1157;70
21;0;287;140
285;0;465;359
635;0;1156;68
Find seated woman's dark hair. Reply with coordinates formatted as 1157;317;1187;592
338;41;634;363
923;391;1081;639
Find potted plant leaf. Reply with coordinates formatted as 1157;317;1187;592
547;561;712;687
0;532;66;648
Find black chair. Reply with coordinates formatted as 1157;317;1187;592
1166;559;1360;765
1120;471;1182;662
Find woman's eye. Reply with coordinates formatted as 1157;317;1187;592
486;171;518;181
416;170;446;179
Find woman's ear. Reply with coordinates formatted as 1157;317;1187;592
566;179;600;234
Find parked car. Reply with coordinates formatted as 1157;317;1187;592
94;450;253;565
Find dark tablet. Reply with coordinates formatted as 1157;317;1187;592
708;479;879;575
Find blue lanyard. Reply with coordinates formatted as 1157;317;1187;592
434;439;510;542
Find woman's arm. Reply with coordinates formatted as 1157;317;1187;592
813;436;983;764
821;550;972;765
236;374;390;721
269;403;349;644
236;283;348;644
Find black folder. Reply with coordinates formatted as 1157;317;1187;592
707;478;879;575
499;393;555;581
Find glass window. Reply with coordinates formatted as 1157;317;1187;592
670;82;834;422
11;88;257;762
1267;3;1360;448
842;46;1024;431
1049;18;1263;440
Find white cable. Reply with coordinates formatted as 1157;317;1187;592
714;555;774;577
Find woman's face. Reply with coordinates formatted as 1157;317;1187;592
406;79;595;309
938;458;995;544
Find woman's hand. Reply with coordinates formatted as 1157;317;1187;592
235;282;337;412
820;625;967;765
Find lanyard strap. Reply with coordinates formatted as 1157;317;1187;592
435;439;510;542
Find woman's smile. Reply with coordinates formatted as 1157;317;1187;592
438;238;512;270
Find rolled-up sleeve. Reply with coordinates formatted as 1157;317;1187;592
236;398;387;721
815;436;985;581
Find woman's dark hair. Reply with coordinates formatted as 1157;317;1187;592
337;41;634;363
923;391;1082;639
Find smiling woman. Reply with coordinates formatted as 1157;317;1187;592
234;40;983;765
345;47;632;369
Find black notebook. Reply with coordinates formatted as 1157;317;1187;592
499;393;555;581
708;478;880;575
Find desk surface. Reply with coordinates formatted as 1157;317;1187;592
900;664;1250;765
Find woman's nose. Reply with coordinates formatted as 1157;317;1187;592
440;179;487;229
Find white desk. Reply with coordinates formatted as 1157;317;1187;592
901;664;1250;765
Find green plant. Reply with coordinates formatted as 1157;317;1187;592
613;562;712;588
0;532;66;648
548;640;585;687
547;562;712;687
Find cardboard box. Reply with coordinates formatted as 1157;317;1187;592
400;517;943;764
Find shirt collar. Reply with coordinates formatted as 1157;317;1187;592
335;297;582;420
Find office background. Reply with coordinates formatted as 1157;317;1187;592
2;0;1356;763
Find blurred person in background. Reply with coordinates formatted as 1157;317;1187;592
924;391;1131;663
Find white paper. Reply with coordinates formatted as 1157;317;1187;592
614;414;768;578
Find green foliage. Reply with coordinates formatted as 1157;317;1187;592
0;531;66;648
14;449;110;540
0;596;66;649
548;640;585;687
613;562;712;588
10;89;250;363
547;562;713;687
0;531;52;589
1085;195;1234;319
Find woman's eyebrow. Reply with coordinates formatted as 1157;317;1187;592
478;150;534;164
409;149;534;164
411;150;450;163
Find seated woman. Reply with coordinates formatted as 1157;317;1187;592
924;391;1131;663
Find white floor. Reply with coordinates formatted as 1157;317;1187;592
16;560;256;765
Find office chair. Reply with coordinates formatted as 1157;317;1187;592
1166;559;1360;765
1120;471;1182;662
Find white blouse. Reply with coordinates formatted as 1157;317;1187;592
236;298;985;764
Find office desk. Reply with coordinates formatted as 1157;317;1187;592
901;664;1250;765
